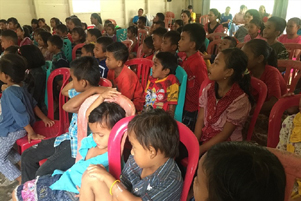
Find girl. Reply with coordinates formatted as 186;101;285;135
16;23;32;46
244;18;265;42
181;10;191;26
127;25;138;58
0;54;53;184
37;31;53;60
173;19;183;32
50;17;61;35
31;19;39;32
204;8;224;35
71;27;86;46
278;18;301;44
68;17;82;32
91;13;103;32
194;48;253;156
38;18;51;32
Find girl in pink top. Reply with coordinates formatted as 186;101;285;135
278;18;301;44
16;24;32;47
194;48;253;156
244;19;266;42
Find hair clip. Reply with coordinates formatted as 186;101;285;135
244;69;250;75
17;48;22;55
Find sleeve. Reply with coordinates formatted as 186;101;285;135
193;58;208;86
68;88;81;99
78;135;96;159
226;94;251;126
120;155;134;191
199;84;210;108
230;14;233;20
166;76;179;105
265;69;282;100
276;115;295;151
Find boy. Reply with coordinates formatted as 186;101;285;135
178;24;208;131
21;56;115;183
7;17;18;30
0;29;18;51
263;17;289;59
55;24;71;41
153;12;165;23
0;19;7;30
81;43;95;57
152;27;167;53
137;16;147;30
142;36;154;60
105;24;117;42
145;52;179;117
86;29;102;44
80;109;183;200
106;42;144;112
161;30;180;55
94;36;114;78
47;35;69;71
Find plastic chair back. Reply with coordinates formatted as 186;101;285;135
267;94;301;148
63;38;72;62
246;77;268;141
136;44;143;58
138;29;147;45
116;28;127;42
165;11;175;18
107;19;117;25
72;43;85;60
283;43;301;60
121;40;133;52
99;77;112;87
199;15;209;25
268;148;301;201
76;94;135;162
174;66;187;122
125;58;153;90
236;42;246;49
42;61;53;109
206;33;227;41
108;117;199;201
278;59;301;92
207;39;222;55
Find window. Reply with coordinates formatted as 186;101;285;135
286;0;301;21
72;0;100;13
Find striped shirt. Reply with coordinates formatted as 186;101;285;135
120;155;183;201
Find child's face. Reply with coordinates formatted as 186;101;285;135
106;27;114;35
31;23;37;30
181;13;189;24
72;32;80;43
241;46;258;70
70;69;85;92
89;122;111;149
38;21;45;28
94;43;106;60
208;11;217;23
193;156;209;201
263;21;278;39
86;32;95;43
0;71;9;83
56;30;65;38
286;20;299;35
152;34;163;51
248;23;259;35
127;30;133;39
142;43;153;55
106;51;122;69
1;37;13;50
161;37;176;53
47;41;56;53
178;31;193;53
16;28;23;38
37;35;45;47
81;48;93;57
173;23;180;31
50;19;56;28
8;22;16;30
218;39;232;52
68;21;75;31
0;22;7;30
137;19;145;29
244;12;253;25
208;52;231;81
152;57;169;79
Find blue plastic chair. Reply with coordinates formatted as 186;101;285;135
63;38;72;63
42;61;53;109
116;29;128;42
174;66;187;122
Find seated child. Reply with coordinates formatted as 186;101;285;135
137;16;147;30
7;17;18;31
152;27;167;55
0;19;7;31
56;24;71;41
71;27;86;58
161;30;180;55
0;54;53;184
145;52;179;117
13;96;125;200
244;18;265;42
80;109;183;201
107;42;144;112
81;43;95;57
263;16;289;59
94;36;114;78
193;142;285;201
105;24;117;42
50;17;61;35
173;19;183;32
86;29;102;44
2;45;19;54
178;24;208;131
127;25;139;56
47;35;69;71
194;48;252;156
0;29;18;52
32;28;44;46
142;36;155;60
37;31;53;60
16;23;32;46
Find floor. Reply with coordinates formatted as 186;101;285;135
0;172;17;201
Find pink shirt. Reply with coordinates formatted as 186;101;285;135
244;34;266;42
233;12;245;24
278;35;301;44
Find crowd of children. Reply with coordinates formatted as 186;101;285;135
0;5;299;201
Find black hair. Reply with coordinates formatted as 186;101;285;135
188;5;193;9
107;24;115;31
70;56;101;86
56;24;68;34
4;45;19;54
182;24;206;51
267;16;287;36
156;13;165;21
38;31;52;46
16;23;31;38
34;28;45;36
70;18;82;27
139;8;144;12
96;36;114;52
203;142;285;201
218;48;254;105
51;17;61;27
48;35;63;49
91;13;103;24
82;43;95;55
240;5;247;10
71;27;86;43
65;17;71;22
244;39;278;67
289;17;301;27
181;10;191;20
7;17;18;25
177;27;183;33
152;27;167;37
155;52;177;75
127;25;138;37
24;25;33;35
106;42;129;64
81;22;88;30
138;16;146;25
31;19;38;25
163;30;180;48
1;29;18;45
19;45;45;69
154;21;165;28
104;20;112;25
87;29;102;39
210;8;221;21
0;19;7;24
249;18;264;35
38;18;46;23
0;53;27;83
144;36;154;50
223;36;237;47
245;9;261;21
88;102;126;129
175;19;183;27
128;109;179;158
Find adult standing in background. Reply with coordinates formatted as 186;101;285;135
259;5;271;22
230;5;247;36
221;6;232;28
188;5;196;23
133;8;144;24
91;13;103;32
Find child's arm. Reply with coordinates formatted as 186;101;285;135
34;106;55;127
260;96;278;116
24;124;45;143
61;81;74;97
168;105;176;117
194;108;204;140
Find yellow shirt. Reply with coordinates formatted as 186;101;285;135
191;12;196;23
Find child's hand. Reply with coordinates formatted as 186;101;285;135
42;117;55;127
86;164;108;182
1;84;8;92
28;132;45;143
101;88;120;100
74;186;81;198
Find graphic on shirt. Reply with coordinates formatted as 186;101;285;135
145;88;165;109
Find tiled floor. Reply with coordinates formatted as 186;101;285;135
0;173;17;201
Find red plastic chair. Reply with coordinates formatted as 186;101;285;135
207;39;222;55
268;148;301;201
138;29;147;45
246;77;268;141
165;11;175;18
99;77;112;87
283;43;301;60
236;42;246;49
165;17;173;29
136;44;143;58
121;40;133;53
278;59;301;92
72;43;85;60
206;33;227;41
107;19;117;25
199;15;209;25
0;93;2;98
267;94;301;148
108;116;199;201
125;58;153;90
16;68;71;154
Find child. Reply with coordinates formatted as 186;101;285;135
145;52;179;117
50;17;61;35
68;17;82;32
127;25;138;54
204;9;224;35
56;24;72;42
178;24;208;131
31;19;38;32
105;24;117;42
32;28;44;46
193;142;285;201
152;27;167;53
0;54;54;183
86;28;102;44
38;18;51;32
142;36;154;60
173;19;183;32
94;36;114;78
181;10;191;26
106;42;144;112
7;17;18;30
194;48;252;155
91;13;103;32
81;43;95;57
263;16;289;59
3;45;18;54
0;29;18;51
279;17;301;44
82;22;87;31
161;30;180;55
244;18;265;42
16;23;32;46
37;31;53;60
71;27;86;46
13;97;125;200
153;12;165;23
20;56;113;183
103;20;113;35
80;109;183;200
47;35;69;71
0;19;7;30
137;16;147;30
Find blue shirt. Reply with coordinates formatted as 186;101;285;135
54;89;80;158
120;155;183;201
0;85;37;137
50;135;109;193
221;13;233;23
98;58;108;78
133;16;139;23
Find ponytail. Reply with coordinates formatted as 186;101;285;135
238;73;255;105
210;8;221;22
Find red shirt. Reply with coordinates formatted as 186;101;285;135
204;22;224;34
182;51;208;112
143;53;154;60
107;65;144;112
67;33;73;43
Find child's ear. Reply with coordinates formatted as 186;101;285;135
171;44;178;52
163;68;170;76
117;60;123;67
225;68;234;78
148;146;157;159
257;55;265;64
190;41;196;51
80;79;88;88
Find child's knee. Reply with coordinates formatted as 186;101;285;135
81;170;96;184
12;188;17;201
